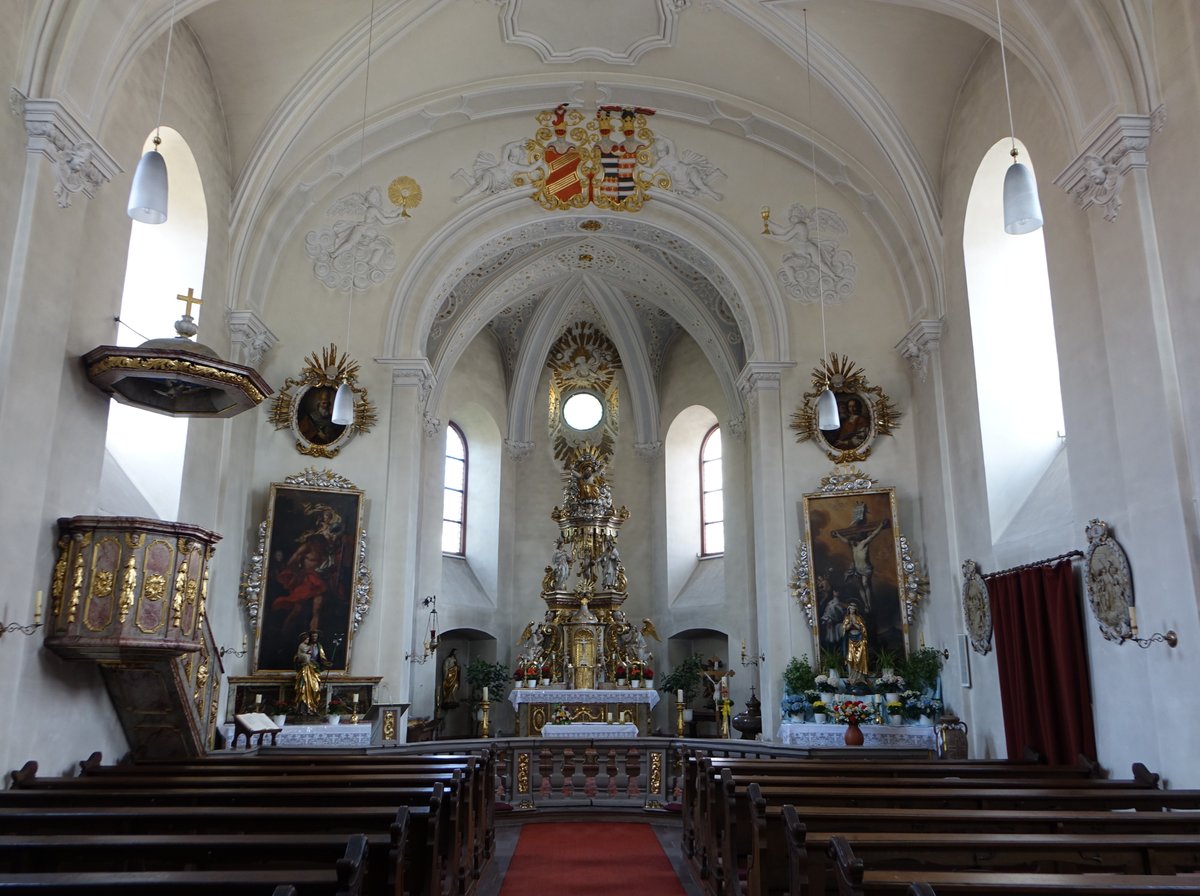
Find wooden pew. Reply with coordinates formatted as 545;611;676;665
828;835;1200;896
0;792;438;896
0;831;368;895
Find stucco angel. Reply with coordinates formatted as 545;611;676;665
765;203;858;304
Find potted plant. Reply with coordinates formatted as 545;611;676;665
899;689;922;722
267;698;290;727
873;670;906;703
885;700;904;725
326;696;351;725
659;652;704;716
811;700;828;723
873;646;900;676
783;654;818;696
898;646;944;695
466;658;510;708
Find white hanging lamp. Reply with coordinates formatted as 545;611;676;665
331;380;355;425
803;10;840;433
127;0;177;224
996;0;1043;235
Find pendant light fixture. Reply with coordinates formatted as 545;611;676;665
996;0;1043;234
332;0;376;427
804;9;840;433
127;0;177;224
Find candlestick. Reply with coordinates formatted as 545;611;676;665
482;686;488;702
34;591;43;625
677;689;684;703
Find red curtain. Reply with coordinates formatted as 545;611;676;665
989;559;1097;765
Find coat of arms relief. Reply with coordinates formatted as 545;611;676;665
453;104;724;210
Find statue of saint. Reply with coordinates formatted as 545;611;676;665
294;631;329;715
441;648;461;706
844;603;869;680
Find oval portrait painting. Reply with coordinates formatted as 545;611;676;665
824;392;873;452
296;385;347;447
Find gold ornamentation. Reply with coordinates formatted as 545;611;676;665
171;561;188;629
68;544;86;624
650;752;663;794
383;709;396;741
124;532;145;550
118;557;138;624
790;354;901;463
517;752;531;793
144;574;166;601
579;219;603;231
197;564;209;630
91;570;114;599
388;176;423;215
85;355;267;403
268;344;377;458
51;537;68;616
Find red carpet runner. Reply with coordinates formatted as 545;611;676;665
499;822;686;896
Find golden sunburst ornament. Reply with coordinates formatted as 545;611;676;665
790;353;900;463
388;176;422;216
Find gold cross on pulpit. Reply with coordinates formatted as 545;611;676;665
177;288;202;318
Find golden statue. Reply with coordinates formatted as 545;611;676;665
844;603;869;680
441;648;461;706
294;631;329;715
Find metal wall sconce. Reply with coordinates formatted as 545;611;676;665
406;595;439;664
2;591;44;640
740;638;764;668
220;636;249;659
1123;607;1178;649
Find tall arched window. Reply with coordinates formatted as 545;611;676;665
100;127;207;520
442;422;468;555
700;424;724;556
964;139;1067;540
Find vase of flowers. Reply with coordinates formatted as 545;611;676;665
886;700;904;725
874;670;906;705
831;699;875;746
326;696;350;725
780;693;809;722
615;662;628;686
811;700;828;724
642;666;653;688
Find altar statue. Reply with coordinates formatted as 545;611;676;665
844;603;869;680
441;648;460;706
294;631;329;715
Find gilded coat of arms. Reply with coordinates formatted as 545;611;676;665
515;104;670;212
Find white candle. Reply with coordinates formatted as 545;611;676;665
34;590;43;624
607;712;613;722
255;693;262;706
482;686;488;702
677;689;684;702
242;634;247;650
352;693;359;704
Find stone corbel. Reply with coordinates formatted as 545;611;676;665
895;319;944;383
505;439;535;460
1054;112;1156;223
381;358;437;433
21;94;122;208
633;440;663;459
736;361;793;408
226;310;278;367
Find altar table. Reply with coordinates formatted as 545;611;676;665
541;722;640;739
221;721;372;749
508;687;659;736
776;721;937;751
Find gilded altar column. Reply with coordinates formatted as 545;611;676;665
736;361;796;740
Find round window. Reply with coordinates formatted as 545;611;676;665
562;392;603;431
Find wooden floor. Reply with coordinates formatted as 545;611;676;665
477;818;703;896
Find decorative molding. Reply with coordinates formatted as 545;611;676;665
304;180;416;292
22;96;121;208
423;413;443;439
227;310;278;366
9;87;26;118
1054;113;1154;223
736;361;793;401
727;414;746;441
268;345;376;457
633;440;663;459
496;0;688;66
894;319;944;383
505;439;536;460
1150;104;1166;134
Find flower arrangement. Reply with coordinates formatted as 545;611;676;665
642;666;654;680
327;696;351;715
514;667;526;681
899;690;923;719
830;699;875;725
780;694;810;718
811;700;828;717
615;662;628;679
266;698;291;716
814;673;832;690
885;700;904;716
914;695;942;719
803;688;822;705
874;671;906;694
548;704;572;725
628;661;642;679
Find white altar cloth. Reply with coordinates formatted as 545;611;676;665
221;721;372;749
541;722;640;739
507;687;660;710
776;721;936;750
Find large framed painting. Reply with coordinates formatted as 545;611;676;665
251;476;366;673
801;486;909;664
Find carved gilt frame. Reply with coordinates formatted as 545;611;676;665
268;344;377;458
790;354;900;463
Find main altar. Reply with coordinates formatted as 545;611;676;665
507;325;665;737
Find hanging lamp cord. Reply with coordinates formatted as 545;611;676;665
345;0;377;357
153;0;178;145
804;9;830;381
995;0;1018;158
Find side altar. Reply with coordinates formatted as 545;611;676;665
509;687;660;736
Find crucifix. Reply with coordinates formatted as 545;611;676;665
176;288;202;318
